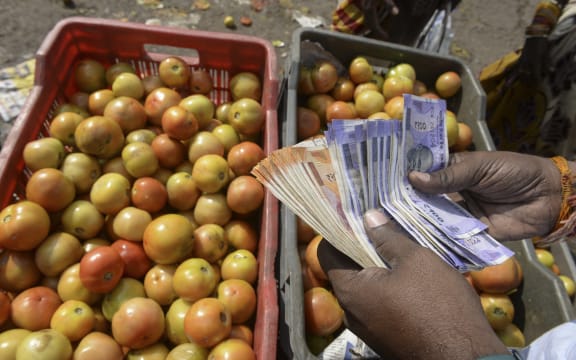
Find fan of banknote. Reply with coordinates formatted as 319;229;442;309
252;94;514;271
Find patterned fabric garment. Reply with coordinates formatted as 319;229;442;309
331;0;366;35
330;0;459;53
480;0;576;158
539;0;576;158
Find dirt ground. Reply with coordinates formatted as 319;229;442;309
0;0;540;71
0;0;540;142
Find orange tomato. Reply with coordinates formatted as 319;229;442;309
224;220;258;253
11;286;62;331
297;216;317;244
217;279;257;324
220;249;258;285
302;263;328;291
189;68;214;95
150;133;186;169
0;200;51;251
131;177;168;214
453;122;474;152
297;107;322;141
469;256;523;294
304;235;328;282
227;141;265;177
304;287;344;337
325;101;357;123
142;214;195;265
25;168;76;212
348;57;373;84
74;116;125;159
193;224;229;263
229;325;254;346
435;71;462;98
307;94;335;124
207;338;256;360
161;105;199;141
0;250;42;292
110;239;152;280
331;78;355;101
184;297;232;348
226;175;265;214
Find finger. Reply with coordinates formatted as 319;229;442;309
408;152;486;194
459;191;491;224
317;238;361;276
363;209;418;264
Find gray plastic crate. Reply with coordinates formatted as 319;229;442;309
283;28;494;151
549;241;576;312
506;240;574;343
279;27;576;358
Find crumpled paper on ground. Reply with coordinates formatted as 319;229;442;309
0;59;35;123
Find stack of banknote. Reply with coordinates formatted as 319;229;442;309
252;94;514;271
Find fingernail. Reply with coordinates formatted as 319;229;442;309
411;171;430;183
391;6;399;15
364;209;389;229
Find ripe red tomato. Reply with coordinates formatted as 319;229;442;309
79;246;125;293
110;239;152;279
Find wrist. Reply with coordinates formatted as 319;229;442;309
537;158;576;245
424;327;510;360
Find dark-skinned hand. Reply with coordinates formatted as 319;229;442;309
318;209;511;360
408;151;566;241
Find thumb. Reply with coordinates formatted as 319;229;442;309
363;209;417;265
408;152;482;194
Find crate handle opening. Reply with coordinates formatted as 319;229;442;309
143;44;201;66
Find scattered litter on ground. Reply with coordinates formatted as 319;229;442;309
145;18;163;26
291;9;326;28
251;0;265;12
451;43;471;60
137;0;164;9
224;15;236;29
240;16;253;26
193;0;210;10
272;40;286;48
0;59;35;124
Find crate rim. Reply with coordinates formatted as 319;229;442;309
35;16;279;84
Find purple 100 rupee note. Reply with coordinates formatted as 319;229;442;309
402;94;513;265
402;94;449;173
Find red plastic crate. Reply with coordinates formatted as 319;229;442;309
0;17;279;358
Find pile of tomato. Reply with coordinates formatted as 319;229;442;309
0;55;267;359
